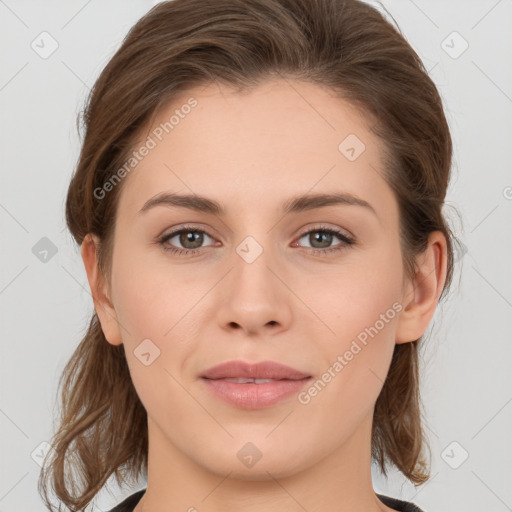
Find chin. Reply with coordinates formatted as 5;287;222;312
194;439;315;481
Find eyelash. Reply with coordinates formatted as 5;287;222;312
157;224;355;257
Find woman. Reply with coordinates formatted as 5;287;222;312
39;0;456;511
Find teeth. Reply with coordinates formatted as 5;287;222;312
223;377;276;384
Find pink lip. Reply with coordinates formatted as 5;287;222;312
200;360;312;409
201;360;310;380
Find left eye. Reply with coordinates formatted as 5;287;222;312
295;227;354;251
158;226;354;255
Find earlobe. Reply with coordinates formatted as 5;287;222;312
80;234;123;346
395;231;448;344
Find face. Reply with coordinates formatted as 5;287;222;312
101;79;409;479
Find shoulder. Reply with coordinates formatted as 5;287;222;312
106;489;146;512
377;493;426;512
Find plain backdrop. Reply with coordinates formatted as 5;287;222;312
1;1;511;511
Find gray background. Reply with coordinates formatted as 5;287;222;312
1;0;511;510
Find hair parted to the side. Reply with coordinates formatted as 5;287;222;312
39;0;457;509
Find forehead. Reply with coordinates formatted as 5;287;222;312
117;78;395;221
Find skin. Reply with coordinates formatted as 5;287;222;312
81;79;447;512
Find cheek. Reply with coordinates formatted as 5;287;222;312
112;229;403;396
110;244;203;341
110;247;205;388
297;242;403;344
297;246;403;405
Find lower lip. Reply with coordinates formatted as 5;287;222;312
201;377;312;409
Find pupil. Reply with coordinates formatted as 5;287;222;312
181;231;202;249
313;232;331;248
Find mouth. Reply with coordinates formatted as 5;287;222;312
214;377;292;384
200;360;311;380
200;360;312;409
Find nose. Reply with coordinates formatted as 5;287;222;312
215;243;293;337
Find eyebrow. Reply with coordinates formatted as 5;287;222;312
138;191;378;218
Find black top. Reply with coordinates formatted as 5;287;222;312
107;489;425;511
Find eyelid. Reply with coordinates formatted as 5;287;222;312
158;223;219;242
157;222;355;257
297;223;354;242
159;222;352;241
158;224;217;246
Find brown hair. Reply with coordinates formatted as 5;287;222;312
39;0;457;509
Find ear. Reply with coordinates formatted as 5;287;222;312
80;233;123;346
395;231;448;344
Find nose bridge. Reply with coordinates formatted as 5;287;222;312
215;231;292;334
232;232;278;301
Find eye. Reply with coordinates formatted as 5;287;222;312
158;225;216;255
294;225;355;255
157;224;355;257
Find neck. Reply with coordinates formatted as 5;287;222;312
134;414;393;512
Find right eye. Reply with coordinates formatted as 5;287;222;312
158;226;217;255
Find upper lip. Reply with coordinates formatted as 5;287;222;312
200;360;311;380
